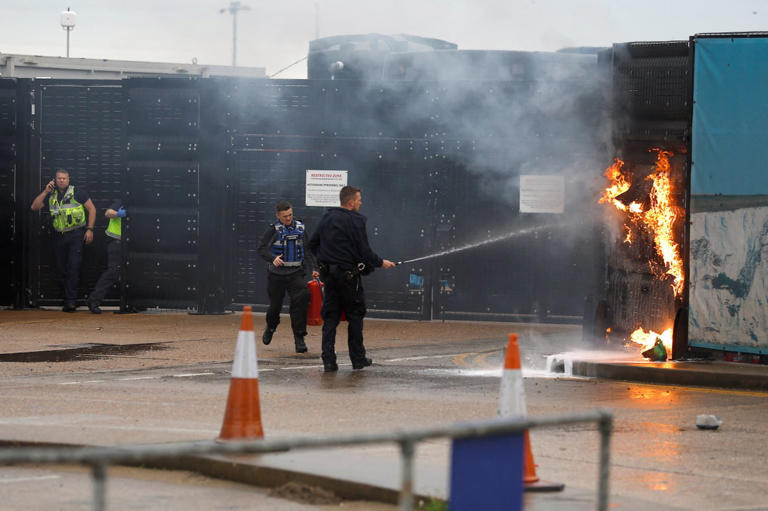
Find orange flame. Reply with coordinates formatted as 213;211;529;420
623;225;632;244
630;327;673;354
599;149;684;297
598;158;629;211
644;149;684;296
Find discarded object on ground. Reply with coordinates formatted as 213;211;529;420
696;414;722;430
641;337;667;361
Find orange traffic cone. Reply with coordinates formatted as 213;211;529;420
498;333;564;492
218;306;264;440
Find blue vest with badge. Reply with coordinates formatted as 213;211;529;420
270;220;305;267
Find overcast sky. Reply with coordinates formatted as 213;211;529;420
2;1;766;78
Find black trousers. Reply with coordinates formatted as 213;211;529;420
266;271;310;337
89;240;120;306
320;273;366;365
52;229;84;304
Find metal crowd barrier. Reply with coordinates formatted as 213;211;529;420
0;409;613;511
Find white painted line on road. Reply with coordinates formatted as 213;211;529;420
384;353;476;362
59;378;153;385
0;475;61;484
417;368;501;378
57;380;106;385
279;364;327;370
171;372;215;378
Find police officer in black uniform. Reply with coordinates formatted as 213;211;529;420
258;201;318;353
308;186;395;372
30;169;97;312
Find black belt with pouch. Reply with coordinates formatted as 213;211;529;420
319;262;366;281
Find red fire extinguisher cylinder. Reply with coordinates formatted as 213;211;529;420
306;279;346;324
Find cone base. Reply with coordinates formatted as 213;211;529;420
524;479;566;492
218;378;264;440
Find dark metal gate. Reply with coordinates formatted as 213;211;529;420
6;66;606;324
122;78;201;310
24;80;124;307
0;80;21;306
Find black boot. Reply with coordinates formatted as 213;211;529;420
352;357;372;370
294;335;307;353
262;327;275;345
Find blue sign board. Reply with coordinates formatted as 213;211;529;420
450;432;524;511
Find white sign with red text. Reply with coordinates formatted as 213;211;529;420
306;170;348;207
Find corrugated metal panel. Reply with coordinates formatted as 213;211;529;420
0;81;18;306
31;81;123;306
123;78;200;310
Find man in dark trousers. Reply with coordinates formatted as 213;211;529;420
308;186;395;372
87;200;126;314
30;169;96;312
258;201;318;353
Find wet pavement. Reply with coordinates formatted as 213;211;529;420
547;350;768;390
0;342;168;363
1;308;768;510
0;464;392;511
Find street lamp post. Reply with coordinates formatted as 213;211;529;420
220;1;250;67
60;7;77;58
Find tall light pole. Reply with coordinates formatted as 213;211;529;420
220;1;250;67
60;7;77;58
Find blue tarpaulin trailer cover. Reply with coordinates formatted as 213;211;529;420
689;34;768;354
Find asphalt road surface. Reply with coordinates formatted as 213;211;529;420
1;310;767;510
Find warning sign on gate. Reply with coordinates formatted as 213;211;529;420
519;175;564;214
306;170;348;207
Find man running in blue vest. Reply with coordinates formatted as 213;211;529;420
258;201;318;353
30;168;97;312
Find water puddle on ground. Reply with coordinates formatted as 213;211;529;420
414;348;639;379
415;367;586;379
0;343;168;363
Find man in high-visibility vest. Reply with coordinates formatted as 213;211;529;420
87;200;126;314
258;201;318;353
30;168;97;312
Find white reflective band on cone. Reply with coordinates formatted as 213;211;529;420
498;368;527;417
231;330;259;378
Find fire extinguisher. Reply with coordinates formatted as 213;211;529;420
307;279;323;326
306;278;346;325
